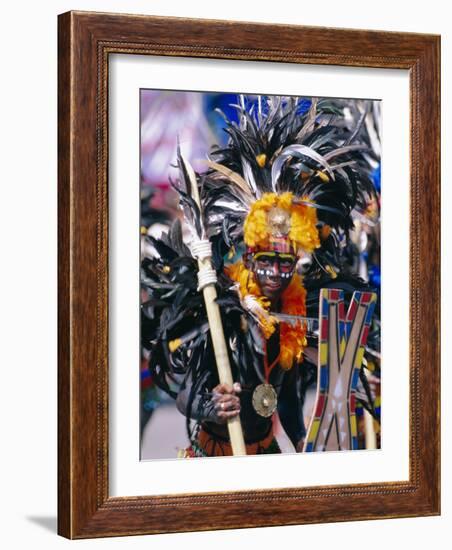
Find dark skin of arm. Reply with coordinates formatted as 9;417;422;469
176;379;241;425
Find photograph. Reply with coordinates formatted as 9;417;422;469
140;91;382;459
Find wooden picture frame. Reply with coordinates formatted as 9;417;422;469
58;11;440;538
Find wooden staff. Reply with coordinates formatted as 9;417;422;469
182;155;247;456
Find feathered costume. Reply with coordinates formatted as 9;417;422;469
141;95;380;456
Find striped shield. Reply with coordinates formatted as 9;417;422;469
303;288;377;452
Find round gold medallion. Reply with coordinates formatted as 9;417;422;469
252;384;278;418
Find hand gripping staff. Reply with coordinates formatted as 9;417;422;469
179;153;247;456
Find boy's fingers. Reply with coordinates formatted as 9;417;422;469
212;382;241;395
213;383;233;395
215;397;240;411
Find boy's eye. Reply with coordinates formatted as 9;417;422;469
256;255;273;263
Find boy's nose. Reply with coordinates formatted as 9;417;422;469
270;261;280;276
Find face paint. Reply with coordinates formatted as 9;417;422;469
252;252;296;305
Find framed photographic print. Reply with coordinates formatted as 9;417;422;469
58;11;440;538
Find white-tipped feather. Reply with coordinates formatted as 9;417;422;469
271;144;335;191
296;98;318;141
241;158;260;198
324;144;367;161
179;151;206;240
204;160;255;204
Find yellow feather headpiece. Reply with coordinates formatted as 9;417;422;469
243;192;320;254
224;192;321;370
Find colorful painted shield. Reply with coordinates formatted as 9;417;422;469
303;288;377;452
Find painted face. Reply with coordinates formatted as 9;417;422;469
252;251;297;305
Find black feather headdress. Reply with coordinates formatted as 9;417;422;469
200;95;379;274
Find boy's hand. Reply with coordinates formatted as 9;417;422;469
211;382;242;424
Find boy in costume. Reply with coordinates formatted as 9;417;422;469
141;95;380;457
